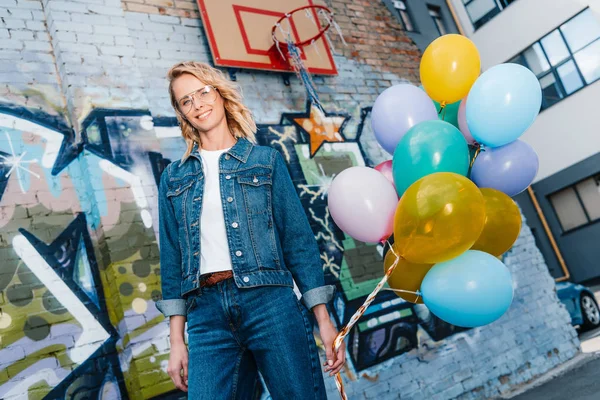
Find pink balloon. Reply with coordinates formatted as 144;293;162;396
374;160;395;190
328;166;398;243
458;96;476;145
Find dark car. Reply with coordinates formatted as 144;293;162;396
556;281;600;331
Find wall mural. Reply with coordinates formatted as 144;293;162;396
0;102;466;399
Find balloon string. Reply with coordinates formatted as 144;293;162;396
470;144;482;168
438;103;447;121
381;287;422;302
333;240;401;399
437;102;446;117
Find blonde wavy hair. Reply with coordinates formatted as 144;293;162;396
167;61;257;160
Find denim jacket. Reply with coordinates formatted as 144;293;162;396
155;138;335;317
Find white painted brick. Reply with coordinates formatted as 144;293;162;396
0;40;23;50
125;20;143;30
133;38;147;49
0;63;18;72
0;50;20;59
141;21;174;33
56;52;82;63
15;1;43;10
56;41;98;55
0;72;32;83
53;31;76;42
47;1;88;13
2;8;33;20
10;30;35;40
131;30;153;40
88;4;123;16
109;16;127;27
104;0;122;6
46;10;70;21
100;45;135;57
31;10;43;20
77;33;114;45
23;40;52;51
25;20;45;30
149;14;180;24
21;51;55;63
124;11;150;22
51;21;93;33
135;49;159;59
172;26;201;35
115;36;133;47
1;19;26;29
0;28;9;38
70;13;110;25
33;72;59;84
93;24;128;35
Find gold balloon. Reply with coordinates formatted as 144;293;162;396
472;188;522;256
384;246;432;304
420;34;481;104
394;172;486;264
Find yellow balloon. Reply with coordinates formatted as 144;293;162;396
394;172;485;264
420;34;481;104
471;188;522;256
384;246;432;304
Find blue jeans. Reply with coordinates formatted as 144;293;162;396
186;279;328;399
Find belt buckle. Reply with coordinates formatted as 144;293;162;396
199;272;213;288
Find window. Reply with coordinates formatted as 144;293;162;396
393;0;415;32
428;5;447;36
462;0;516;29
549;173;600;232
508;9;600;111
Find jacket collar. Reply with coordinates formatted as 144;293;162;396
180;137;253;165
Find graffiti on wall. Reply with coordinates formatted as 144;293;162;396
0;101;466;399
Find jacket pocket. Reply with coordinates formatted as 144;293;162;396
238;174;272;215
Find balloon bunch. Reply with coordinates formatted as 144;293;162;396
328;34;543;355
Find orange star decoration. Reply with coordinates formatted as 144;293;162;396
290;105;349;157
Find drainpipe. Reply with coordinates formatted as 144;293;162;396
527;187;571;282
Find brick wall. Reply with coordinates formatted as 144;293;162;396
0;0;580;399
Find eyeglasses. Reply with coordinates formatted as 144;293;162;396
177;85;218;115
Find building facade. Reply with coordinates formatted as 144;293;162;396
449;0;600;284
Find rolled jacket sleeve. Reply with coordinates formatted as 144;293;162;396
155;166;187;318
271;150;336;311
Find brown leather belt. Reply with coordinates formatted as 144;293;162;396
199;270;233;288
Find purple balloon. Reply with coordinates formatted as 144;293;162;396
371;84;438;155
470;140;539;196
457;96;476;145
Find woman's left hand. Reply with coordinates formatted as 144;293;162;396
318;318;346;376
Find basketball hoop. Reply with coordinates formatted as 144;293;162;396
270;5;346;110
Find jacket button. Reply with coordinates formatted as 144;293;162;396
225;175;231;180
235;250;243;257
243;276;250;283
225;154;230;160
253;177;258;183
227;197;233;203
232;222;239;228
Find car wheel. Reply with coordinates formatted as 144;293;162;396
581;293;600;331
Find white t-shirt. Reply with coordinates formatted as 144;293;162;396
199;147;233;275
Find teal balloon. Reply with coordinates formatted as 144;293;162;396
421;250;514;328
434;99;461;129
392;120;470;196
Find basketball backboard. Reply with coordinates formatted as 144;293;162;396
197;0;338;75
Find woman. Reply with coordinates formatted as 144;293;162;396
155;61;345;399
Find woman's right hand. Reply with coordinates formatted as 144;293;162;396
167;341;189;392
